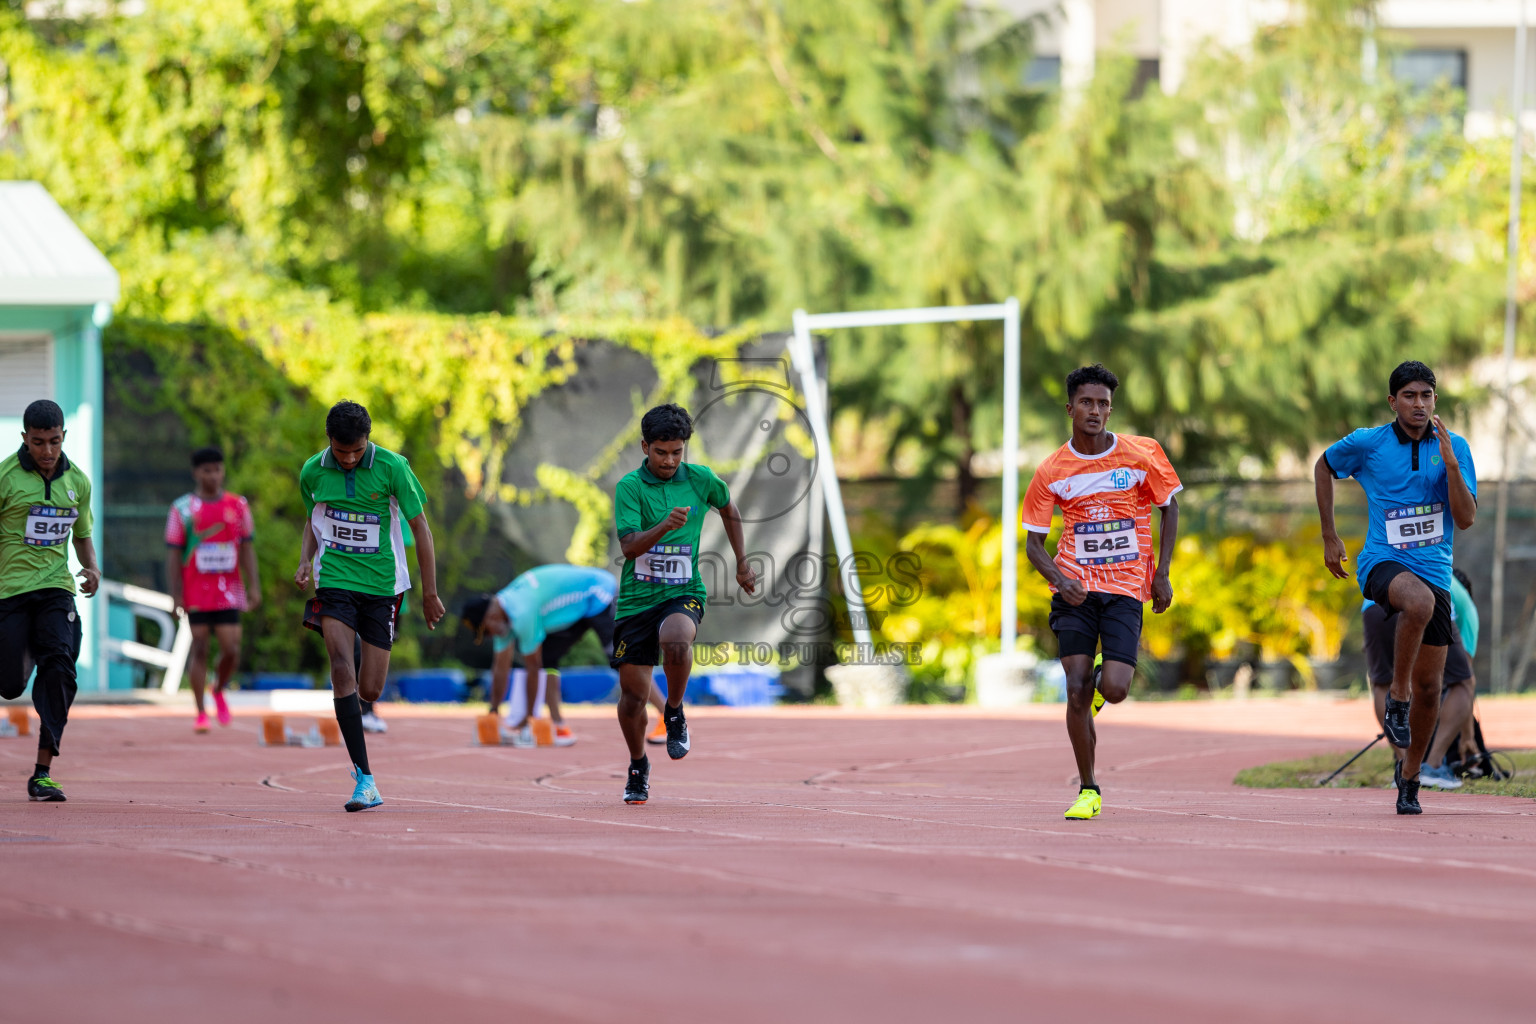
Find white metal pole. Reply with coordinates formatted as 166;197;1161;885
1001;297;1020;654
790;311;874;649
1494;1;1528;693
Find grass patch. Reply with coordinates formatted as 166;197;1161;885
1235;748;1536;799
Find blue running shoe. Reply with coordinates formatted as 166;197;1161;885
345;765;383;812
1419;762;1463;790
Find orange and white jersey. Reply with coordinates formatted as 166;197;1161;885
1021;433;1182;602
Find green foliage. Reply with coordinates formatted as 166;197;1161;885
1139;530;1365;676
1;1;584;312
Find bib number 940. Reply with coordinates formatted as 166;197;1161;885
1074;519;1138;566
321;510;382;554
24;505;78;548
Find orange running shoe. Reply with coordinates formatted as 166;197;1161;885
646;716;667;745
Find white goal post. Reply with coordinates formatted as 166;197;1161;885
789;299;1022;654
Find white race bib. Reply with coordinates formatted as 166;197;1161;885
1385;503;1445;550
24;505;77;548
321;509;381;554
635;543;693;585
1073;518;1138;566
194;541;239;574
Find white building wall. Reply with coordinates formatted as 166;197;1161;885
1005;0;1536;131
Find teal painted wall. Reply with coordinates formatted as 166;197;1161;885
0;305;107;690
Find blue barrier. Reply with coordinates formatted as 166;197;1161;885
556;666;619;703
393;668;468;703
706;669;783;707
245;673;314;691
652;666;782;706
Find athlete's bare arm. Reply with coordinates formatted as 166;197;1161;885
717;500;757;595
1026;532;1086;606
619;506;689;560
239;539;262;610
1314;455;1349;580
73;537;100;597
165;545;185;615
406;512;445;629
1152;497;1179;614
294;525;318;589
1432;415;1477;530
489;646;515;715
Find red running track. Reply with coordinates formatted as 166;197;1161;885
2;698;1534;1024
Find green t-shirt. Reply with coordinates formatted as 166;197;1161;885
0;447;93;600
299;442;426;596
1449;578;1479;656
614;460;730;617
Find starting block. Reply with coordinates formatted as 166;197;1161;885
0;706;29;738
261;714;341;748
475;714;555;747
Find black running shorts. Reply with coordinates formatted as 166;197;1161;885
303;587;403;651
1049;591;1143;667
540;603;617;669
609;596;703;668
188;609;242;627
0;589;82;755
1361;601;1472;691
1362;560;1454;648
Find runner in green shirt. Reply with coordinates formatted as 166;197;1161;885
610;403;755;804
293;401;444;812
0;400;101;802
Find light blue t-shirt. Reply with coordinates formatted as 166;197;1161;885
1325;421;1476;593
493;564;617;653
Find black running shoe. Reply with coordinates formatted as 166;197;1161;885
1383;696;1412;749
664;704;690;761
27;774;65;802
1394;760;1421;816
624;758;650;805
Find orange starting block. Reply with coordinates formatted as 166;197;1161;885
1;706;29;738
476;715;555;747
261;714;341;748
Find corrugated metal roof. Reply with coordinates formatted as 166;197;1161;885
0;181;120;306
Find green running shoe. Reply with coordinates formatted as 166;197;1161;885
27;774;66;802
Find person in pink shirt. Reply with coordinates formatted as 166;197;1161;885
165;447;260;732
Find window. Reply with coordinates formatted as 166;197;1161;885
1131;59;1160;98
1392;49;1468;93
1026;56;1061;89
0;334;54;417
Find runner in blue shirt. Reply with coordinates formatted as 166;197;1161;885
1315;361;1477;814
460;564;664;747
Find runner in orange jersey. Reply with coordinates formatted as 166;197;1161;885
1021;364;1181;821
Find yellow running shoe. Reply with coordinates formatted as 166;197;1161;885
1092;689;1105;717
1064;788;1102;820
